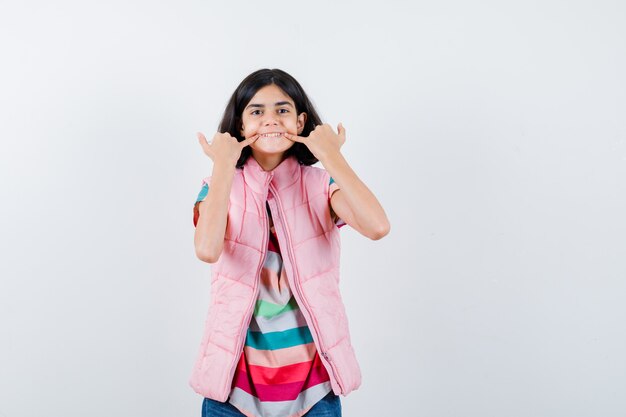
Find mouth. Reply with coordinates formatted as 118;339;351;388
258;132;285;138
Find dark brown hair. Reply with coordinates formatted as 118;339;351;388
217;68;323;168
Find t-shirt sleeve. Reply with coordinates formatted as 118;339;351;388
193;178;210;228
329;176;346;229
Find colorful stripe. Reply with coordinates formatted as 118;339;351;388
242;342;317;368
254;297;299;318
329;178;346;228
196;183;209;202
228;383;331;417
245;326;315;351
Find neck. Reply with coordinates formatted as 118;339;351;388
251;152;288;172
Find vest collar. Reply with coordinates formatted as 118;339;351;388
242;154;301;194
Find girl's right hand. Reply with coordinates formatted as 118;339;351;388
197;131;260;166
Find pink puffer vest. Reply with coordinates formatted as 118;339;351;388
189;154;362;402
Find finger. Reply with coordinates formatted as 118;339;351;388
338;123;346;140
283;132;306;143
240;133;260;148
197;132;214;158
197;132;212;149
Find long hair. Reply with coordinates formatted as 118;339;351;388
217;68;323;168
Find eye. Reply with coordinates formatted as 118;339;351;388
278;108;289;113
251;110;261;115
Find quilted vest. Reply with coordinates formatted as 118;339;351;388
189;154;362;402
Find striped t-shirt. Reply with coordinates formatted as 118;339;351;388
193;176;345;417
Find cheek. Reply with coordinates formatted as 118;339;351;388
242;116;254;126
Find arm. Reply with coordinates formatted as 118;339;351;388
323;152;390;240
283;123;390;240
194;161;236;263
194;131;259;263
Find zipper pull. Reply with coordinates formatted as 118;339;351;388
322;352;331;362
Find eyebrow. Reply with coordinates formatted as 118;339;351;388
245;101;294;110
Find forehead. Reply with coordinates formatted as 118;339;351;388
248;84;293;105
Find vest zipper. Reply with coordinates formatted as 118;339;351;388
267;184;346;395
222;174;271;400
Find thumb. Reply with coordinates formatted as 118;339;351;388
197;132;208;143
338;123;346;140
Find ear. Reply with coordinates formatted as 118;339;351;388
297;112;307;134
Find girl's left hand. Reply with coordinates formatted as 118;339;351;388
284;123;346;162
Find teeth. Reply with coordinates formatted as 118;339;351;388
261;132;283;138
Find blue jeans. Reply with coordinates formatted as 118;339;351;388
202;390;342;417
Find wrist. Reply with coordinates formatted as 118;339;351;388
319;149;345;169
212;160;238;175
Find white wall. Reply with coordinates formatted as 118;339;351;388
1;1;625;416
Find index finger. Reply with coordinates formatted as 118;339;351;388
240;134;260;148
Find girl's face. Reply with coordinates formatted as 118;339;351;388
240;84;307;157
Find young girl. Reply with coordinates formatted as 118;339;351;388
191;68;390;417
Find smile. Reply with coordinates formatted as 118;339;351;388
259;132;284;138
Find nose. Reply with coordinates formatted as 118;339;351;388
262;112;279;126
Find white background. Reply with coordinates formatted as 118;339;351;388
1;1;625;416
